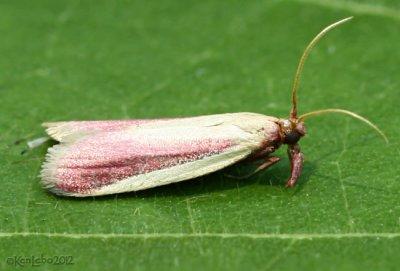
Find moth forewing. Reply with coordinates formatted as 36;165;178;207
40;113;281;196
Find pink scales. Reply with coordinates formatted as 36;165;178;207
41;119;235;195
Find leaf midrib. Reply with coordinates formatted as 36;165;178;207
1;231;400;240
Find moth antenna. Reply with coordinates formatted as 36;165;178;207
290;17;353;120
299;109;388;143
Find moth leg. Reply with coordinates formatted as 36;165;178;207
247;146;276;162
226;156;280;179
286;144;304;187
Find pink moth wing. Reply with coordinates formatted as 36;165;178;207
41;113;280;196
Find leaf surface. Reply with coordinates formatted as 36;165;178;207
0;0;399;270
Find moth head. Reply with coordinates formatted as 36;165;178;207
279;119;306;145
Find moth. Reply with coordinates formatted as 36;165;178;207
39;17;387;197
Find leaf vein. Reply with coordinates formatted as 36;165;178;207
292;0;400;21
1;232;400;240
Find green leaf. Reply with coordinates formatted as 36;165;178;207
1;0;399;270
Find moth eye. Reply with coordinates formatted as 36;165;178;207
284;131;301;145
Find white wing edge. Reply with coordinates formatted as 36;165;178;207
42;112;278;143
